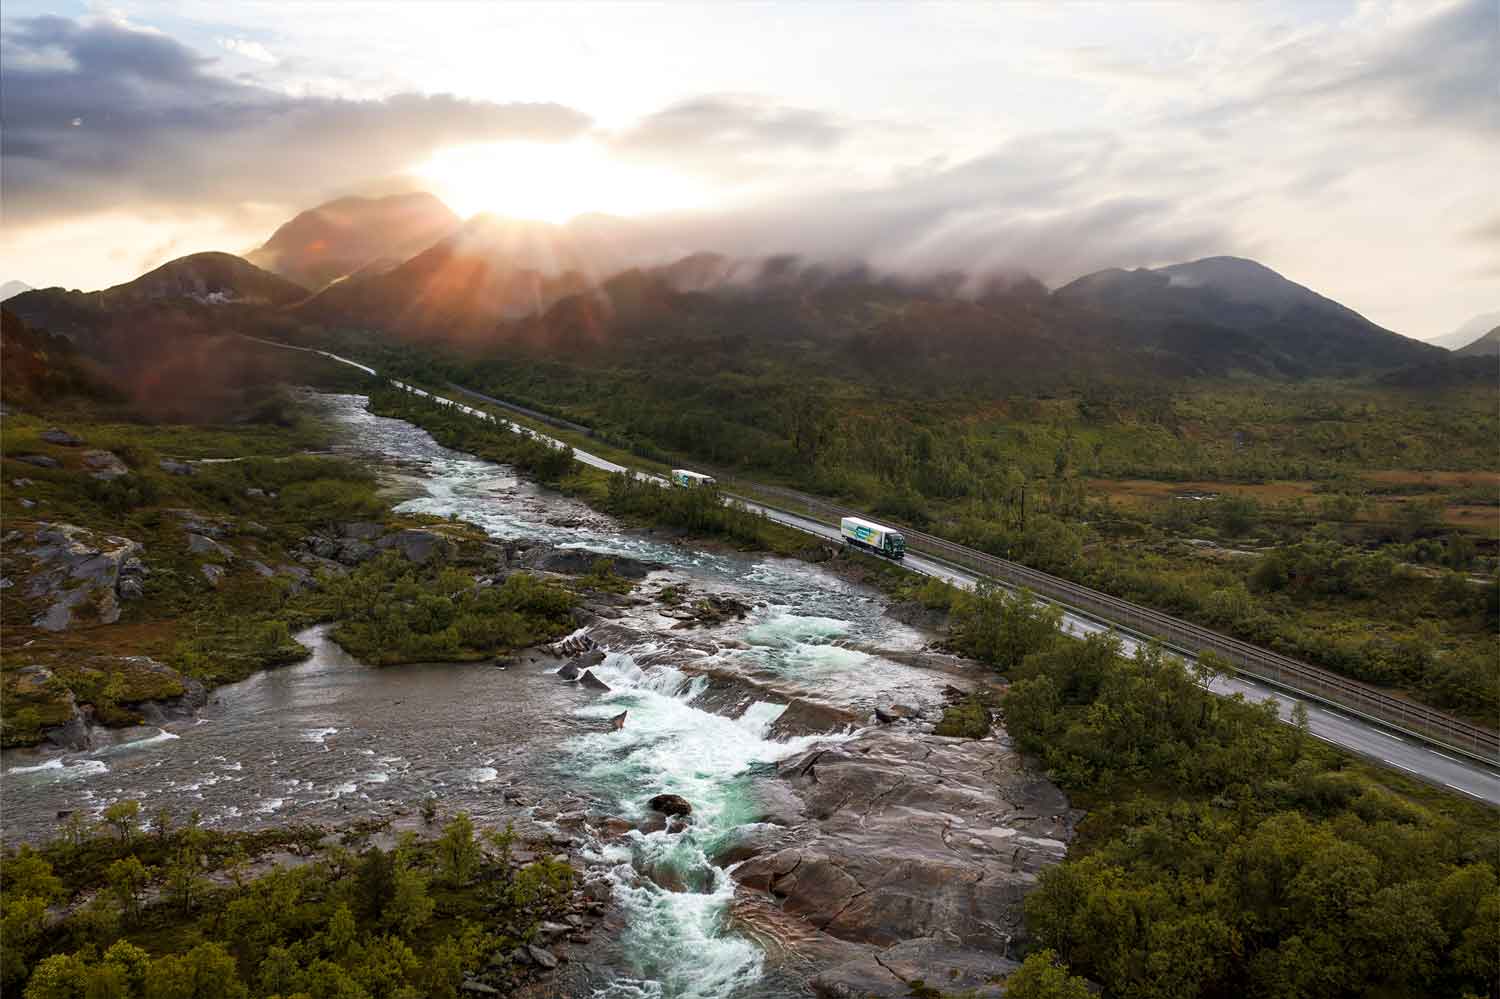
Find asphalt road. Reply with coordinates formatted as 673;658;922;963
252;338;1500;807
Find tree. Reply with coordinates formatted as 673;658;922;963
2;895;50;990
143;943;247;999
1002;676;1063;753
20;953;90;999
387;858;435;937
1003;949;1093;999
950;585;1062;671
103;800;141;843
164;847;207;915
436;813;480;886
106;856;150;922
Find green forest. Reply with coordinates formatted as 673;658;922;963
932;584;1500;999
1;808;573;998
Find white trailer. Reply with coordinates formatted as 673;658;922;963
671;469;717;489
840;516;906;560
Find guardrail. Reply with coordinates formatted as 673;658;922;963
733;482;1500;765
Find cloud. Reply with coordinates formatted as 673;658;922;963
608;95;846;180
591;129;1230;289
0;15;591;227
1175;0;1496;136
218;37;277;64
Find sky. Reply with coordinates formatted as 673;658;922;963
1;0;1495;339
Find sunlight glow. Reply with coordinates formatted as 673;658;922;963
414;140;706;223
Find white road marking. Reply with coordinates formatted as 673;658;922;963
1446;783;1484;799
1429;750;1459;763
1377;730;1406;742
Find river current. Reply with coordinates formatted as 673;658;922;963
2;393;960;997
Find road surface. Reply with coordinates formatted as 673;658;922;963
249;337;1500;806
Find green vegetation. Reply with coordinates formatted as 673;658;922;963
320;554;576;664
946;589;1500;999
931;694;993;739
0;808;574;998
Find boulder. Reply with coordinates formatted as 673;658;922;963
555;662;581;681
460;981;500;995
648;793;693;817
81;450;128;480
610;710;628;731
201;564;226;587
27;523;142;630
578;670;610;692
335;539;376;565
158;459;195;476
566;649;606;671
118;577;145;600
874;704;917;725
15;454;59;468
525;945;558;970
552;634;597;658
247;560;276;578
376;529;448;564
40;428;83;446
340;521;385;540
526;548;664;579
187;533;233;559
11;666;92;751
306;535;341;560
170;510;230;538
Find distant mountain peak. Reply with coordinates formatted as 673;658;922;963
1453;325;1500;357
0;280;34;302
248;192;460;290
1427;310;1500;350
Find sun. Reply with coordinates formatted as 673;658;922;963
414;140;704;223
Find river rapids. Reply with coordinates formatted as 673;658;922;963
2;393;1010;998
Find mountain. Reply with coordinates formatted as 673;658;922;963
1453;326;1500;358
1054;256;1439;376
1;280;33;302
1428;311;1500;351
294;214;628;339
248;193;460;290
5;252;307;340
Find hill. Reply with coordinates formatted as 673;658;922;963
1454;325;1500;358
4;252;307;341
1054;256;1439;376
247;192;460;290
293;214;622;338
468;253;1440;387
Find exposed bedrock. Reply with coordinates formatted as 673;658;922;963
732;728;1081;997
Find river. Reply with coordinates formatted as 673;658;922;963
1;393;973;997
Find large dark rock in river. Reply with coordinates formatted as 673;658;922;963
648;793;693;817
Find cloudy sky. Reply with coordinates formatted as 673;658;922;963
1;0;1495;339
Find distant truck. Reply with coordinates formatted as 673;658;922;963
840;516;906;560
671;469;717;489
